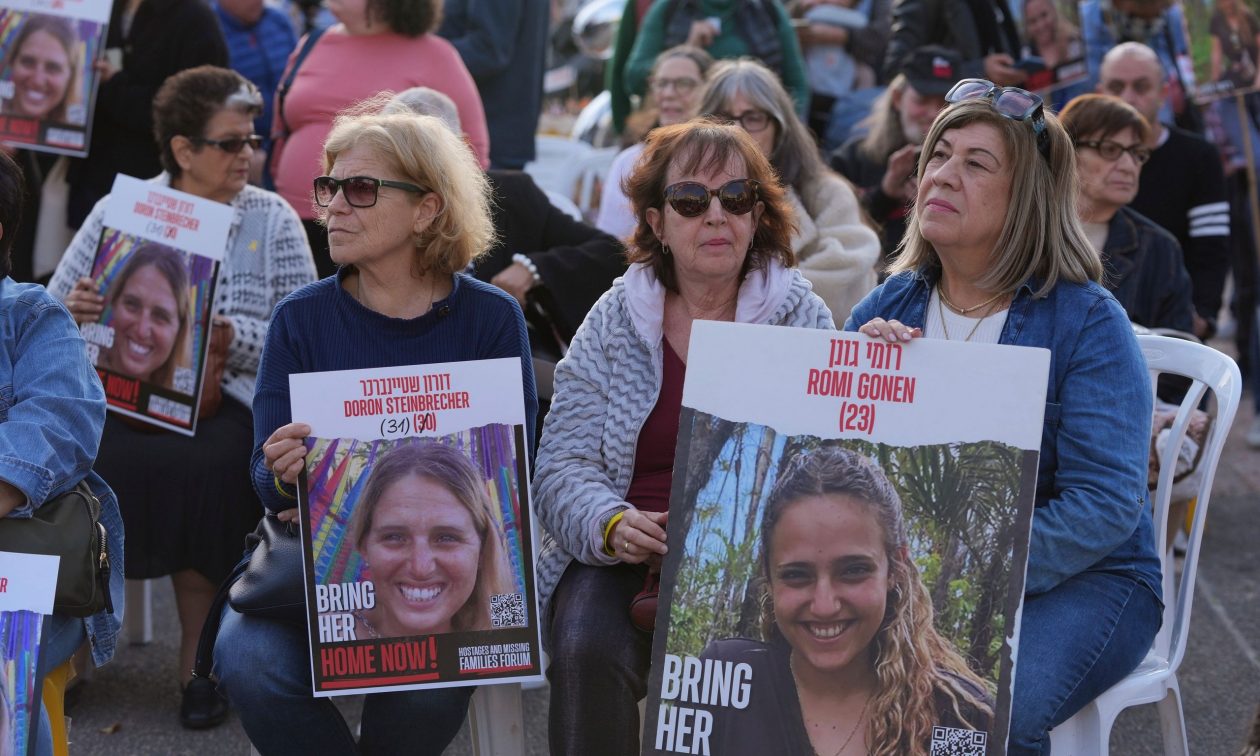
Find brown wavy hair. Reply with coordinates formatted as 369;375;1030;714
623;118;796;292
759;446;994;756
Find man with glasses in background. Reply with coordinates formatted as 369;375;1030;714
1099;42;1229;340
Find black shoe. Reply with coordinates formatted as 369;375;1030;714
180;677;229;730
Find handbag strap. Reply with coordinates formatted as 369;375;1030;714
191;557;251;680
264;25;327;189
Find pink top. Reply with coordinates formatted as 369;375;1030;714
272;29;491;220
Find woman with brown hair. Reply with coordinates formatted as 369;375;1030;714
534;118;834;754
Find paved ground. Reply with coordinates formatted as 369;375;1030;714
63;355;1260;756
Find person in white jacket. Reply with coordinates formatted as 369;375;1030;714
700;57;880;325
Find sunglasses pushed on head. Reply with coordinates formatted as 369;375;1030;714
945;78;1051;162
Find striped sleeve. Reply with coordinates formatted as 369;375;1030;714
1187;201;1229;238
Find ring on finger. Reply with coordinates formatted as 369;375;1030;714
624;540;631;553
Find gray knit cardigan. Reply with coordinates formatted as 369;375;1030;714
532;262;835;634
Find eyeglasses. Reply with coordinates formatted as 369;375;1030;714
712;109;773;133
313;175;428;208
945;78;1051;161
189;135;263;153
1074;139;1151;165
649;76;700;95
663;179;760;217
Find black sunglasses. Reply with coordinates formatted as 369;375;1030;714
663;179;760;218
313;175;429;208
189;134;263;153
945;78;1051;161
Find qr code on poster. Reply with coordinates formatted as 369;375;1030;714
173;366;196;394
931;726;987;756
490;593;527;628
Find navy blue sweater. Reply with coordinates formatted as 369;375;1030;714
251;270;538;512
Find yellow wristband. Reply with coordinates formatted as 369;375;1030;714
602;510;626;556
274;474;297;501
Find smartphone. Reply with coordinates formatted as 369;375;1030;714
1015;56;1047;74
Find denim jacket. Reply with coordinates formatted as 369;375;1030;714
844;270;1162;600
0;278;124;666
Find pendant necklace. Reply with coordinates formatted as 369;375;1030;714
938;287;998;343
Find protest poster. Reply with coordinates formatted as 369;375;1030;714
79;174;231;435
0;612;40;756
1014;0;1087;92
290;358;543;696
642;322;1050;756
0;551;59;756
1184;0;1260;102
0;0;110;156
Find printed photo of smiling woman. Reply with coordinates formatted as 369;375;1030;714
342;442;513;639
699;446;994;756
0;14;82;125
96;242;192;390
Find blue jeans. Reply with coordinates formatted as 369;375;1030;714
33;613;87;756
214;605;473;756
547;561;653;756
1009;570;1163;754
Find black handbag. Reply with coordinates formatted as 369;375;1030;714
227;514;305;621
0;481;113;617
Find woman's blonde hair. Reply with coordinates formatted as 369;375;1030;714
321;111;495;276
888;98;1102;296
348;442;513;633
759;447;994;756
858;75;912;164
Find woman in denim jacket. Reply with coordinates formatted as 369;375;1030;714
847;81;1162;754
0;151;124;756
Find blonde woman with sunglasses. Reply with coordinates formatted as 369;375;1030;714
533;119;833;754
48;65;317;730
214;108;536;755
851;80;1162;754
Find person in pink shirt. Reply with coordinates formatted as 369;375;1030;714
269;0;490;277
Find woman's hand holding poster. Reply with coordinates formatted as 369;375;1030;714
0;0;110;156
642;322;1050;756
82;174;229;435
289;358;542;696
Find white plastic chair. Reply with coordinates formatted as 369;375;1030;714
525;136;595;200
543;189;583;222
1048;335;1241;755
571;146;620;222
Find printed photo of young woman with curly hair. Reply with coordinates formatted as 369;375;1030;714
699;446;994;756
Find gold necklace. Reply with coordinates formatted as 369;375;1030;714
937;286;1005;315
790;655;871;756
937;287;997;343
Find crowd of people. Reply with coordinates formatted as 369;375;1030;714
0;0;1257;754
